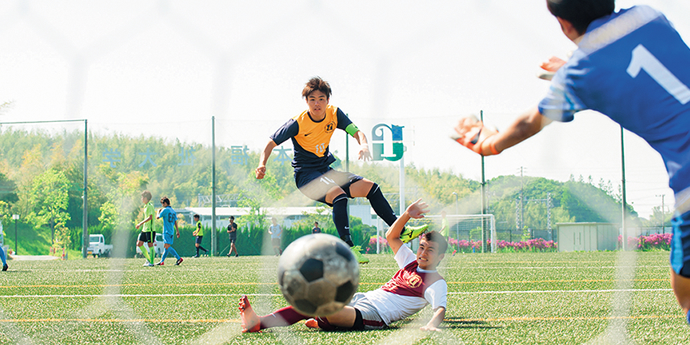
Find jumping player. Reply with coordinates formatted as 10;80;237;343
134;190;156;267
255;77;427;264
239;198;447;332
453;0;690;324
156;196;183;266
192;214;208;258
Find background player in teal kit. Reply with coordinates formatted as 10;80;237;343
0;234;6;271
156;196;183;266
255;77;427;263
454;0;690;324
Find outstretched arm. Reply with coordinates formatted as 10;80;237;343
386;199;429;255
420;307;445;332
454;106;551;156
352;130;371;161
136;215;152;230
255;139;277;179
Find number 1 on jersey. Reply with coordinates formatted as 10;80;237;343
627;44;690;104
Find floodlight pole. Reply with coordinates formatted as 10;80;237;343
656;194;665;234
82;119;88;259
452;192;458;242
211;116;217;256
12;214;18;254
345;117;349;172
620;126;627;250
399;153;405;216
480;110;487;253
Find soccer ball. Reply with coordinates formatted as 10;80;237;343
278;233;359;317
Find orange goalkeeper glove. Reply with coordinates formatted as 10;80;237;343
452;116;501;155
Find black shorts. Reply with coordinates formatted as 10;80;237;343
295;167;363;206
138;231;154;243
229;234;237;244
196;236;203;244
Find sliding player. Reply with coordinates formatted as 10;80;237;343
239;199;447;332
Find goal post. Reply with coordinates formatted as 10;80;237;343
445;214;497;253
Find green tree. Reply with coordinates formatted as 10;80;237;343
0;172;18;204
25;168;71;250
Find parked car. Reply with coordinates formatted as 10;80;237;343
135;233;164;257
87;234;113;258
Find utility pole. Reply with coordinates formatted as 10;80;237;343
547;192;552;241
520;166;524;232
211;116;216;256
621;126;627;250
452;192;458;242
480;110;487;253
656;194;665;234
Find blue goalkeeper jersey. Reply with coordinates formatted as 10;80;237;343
539;5;690;197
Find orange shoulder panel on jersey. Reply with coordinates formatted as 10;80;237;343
291;105;339;157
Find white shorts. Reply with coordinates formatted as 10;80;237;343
349;293;386;329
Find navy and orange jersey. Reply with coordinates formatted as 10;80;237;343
270;105;360;172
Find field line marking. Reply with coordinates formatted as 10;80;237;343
445;278;668;285
0;288;672;299
0;314;682;324
0;282;278;289
0;318;241;323
0;278;669;290
448;314;683;322
447;288;672;295
0;293;279;298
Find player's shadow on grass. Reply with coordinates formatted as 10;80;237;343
389;317;502;330
441;318;502;329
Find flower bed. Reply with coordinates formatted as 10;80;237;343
621;233;672;251
448;238;557;253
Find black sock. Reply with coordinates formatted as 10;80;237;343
196;247;199;255
367;183;398;226
332;194;353;246
200;246;207;252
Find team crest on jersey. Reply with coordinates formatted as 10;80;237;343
407;273;422;288
324;121;336;133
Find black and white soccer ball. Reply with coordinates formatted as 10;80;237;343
278;233;359;317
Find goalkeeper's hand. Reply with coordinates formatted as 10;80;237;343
452;115;501;156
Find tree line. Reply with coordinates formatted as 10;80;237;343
0;128;659;256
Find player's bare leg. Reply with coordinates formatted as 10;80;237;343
239;295;260;332
305;306;357;330
324;306;357;328
670;269;690;323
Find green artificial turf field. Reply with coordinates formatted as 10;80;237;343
0;251;686;344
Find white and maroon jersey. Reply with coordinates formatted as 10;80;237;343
363;245;447;325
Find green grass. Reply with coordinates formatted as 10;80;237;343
0;251;686;344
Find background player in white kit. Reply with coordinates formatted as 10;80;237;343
239;198;447;332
